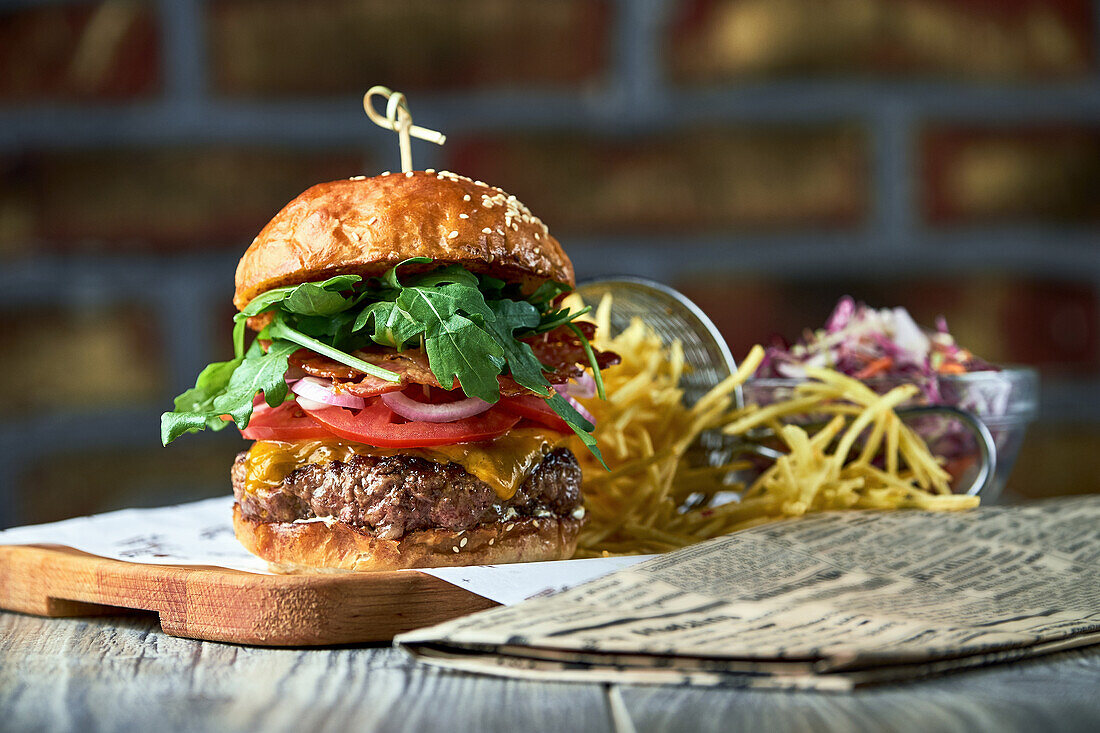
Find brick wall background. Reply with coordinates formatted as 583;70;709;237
2;0;1098;527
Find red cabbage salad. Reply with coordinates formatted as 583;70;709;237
756;296;999;406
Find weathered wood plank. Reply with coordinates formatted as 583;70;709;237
4;610;1100;733
0;612;613;733
615;648;1100;733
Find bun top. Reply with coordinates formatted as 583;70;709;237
234;170;574;309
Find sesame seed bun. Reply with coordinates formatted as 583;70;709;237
232;503;582;572
233;171;574;310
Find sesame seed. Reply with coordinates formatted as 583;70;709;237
505;523;514;532
425;168;435;173
452;546;459;553
381;171;390;175
532;520;539;528
488;538;494;546
349;175;366;181
405;171;414;178
448;230;459;239
534;233;540;240
459;537;468;547
463;194;471;201
459;213;469;219
482;227;492;234
367;216;379;226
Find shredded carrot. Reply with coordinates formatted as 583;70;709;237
937;363;967;375
855;357;893;380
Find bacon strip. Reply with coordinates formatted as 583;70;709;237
290;323;620;397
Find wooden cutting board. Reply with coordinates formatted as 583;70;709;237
0;544;498;646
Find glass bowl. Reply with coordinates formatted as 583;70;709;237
741;367;1039;502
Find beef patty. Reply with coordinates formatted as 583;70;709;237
232;448;582;540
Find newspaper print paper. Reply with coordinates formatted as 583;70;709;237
397;496;1100;689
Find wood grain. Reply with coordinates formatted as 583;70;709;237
0;612;615;733
3;611;1100;733
0;544;497;645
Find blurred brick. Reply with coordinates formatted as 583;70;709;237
207;0;609;96
1004;423;1100;501
0;148;367;255
675;275;1099;376
447;127;867;234
0;1;159;101
0;305;164;415
15;440;241;526
922;126;1100;225
669;0;1093;82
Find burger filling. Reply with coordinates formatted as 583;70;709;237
162;258;619;469
232;441;582;540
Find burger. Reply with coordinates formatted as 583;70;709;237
161;170;617;572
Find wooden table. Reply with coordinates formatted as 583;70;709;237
3;611;1099;733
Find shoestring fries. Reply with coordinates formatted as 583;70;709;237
566;295;979;558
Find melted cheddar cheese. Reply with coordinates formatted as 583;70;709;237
242;427;563;501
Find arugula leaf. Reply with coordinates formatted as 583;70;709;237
398;286;503;401
239;274;361;318
283;283;355;316
355;300;421;349
477;274;507;298
213;339;299;426
547;393;606;469
485;299;550;396
160;356;243;444
425;313;505;401
160;340;297;445
232;317;246;359
268;316;400;382
290;310;359;340
383;256;432;289
532;304;591;335
396;282;494;325
528;279;571;309
409;264;479;289
568;322;606;400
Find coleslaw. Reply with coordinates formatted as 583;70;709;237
757;296;998;405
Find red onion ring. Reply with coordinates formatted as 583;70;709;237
557;371;596;399
381;390;492;423
559;391;596;425
291;377;366;409
294;395;331;411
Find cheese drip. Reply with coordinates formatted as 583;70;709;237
243;428;562;501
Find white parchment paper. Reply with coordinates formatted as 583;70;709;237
0;497;649;605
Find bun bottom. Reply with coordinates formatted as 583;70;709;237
232;504;582;573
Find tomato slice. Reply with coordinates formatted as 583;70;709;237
300;399;521;448
496;395;569;433
239;401;332;441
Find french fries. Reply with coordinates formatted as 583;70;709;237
566;295;979;557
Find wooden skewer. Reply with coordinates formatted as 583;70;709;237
362;86;446;173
